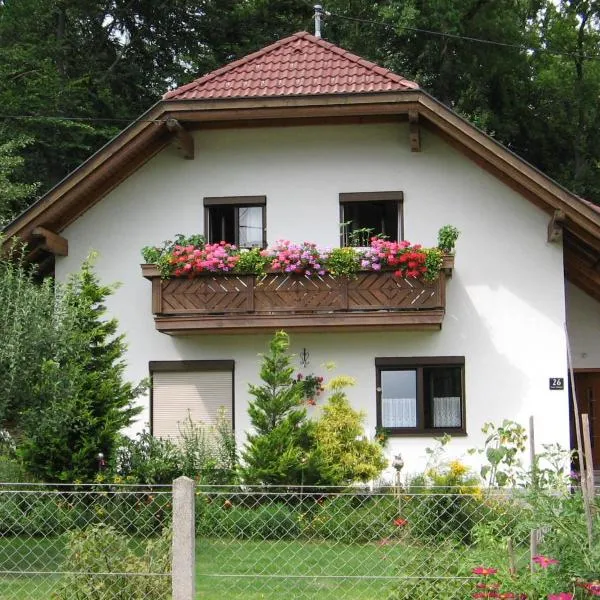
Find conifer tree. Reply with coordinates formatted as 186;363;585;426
19;259;143;481
241;331;313;485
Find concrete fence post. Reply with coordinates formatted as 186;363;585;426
172;476;196;600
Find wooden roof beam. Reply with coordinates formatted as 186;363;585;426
166;118;194;160
31;227;68;256
548;209;565;243
408;110;421;152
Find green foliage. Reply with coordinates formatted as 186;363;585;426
52;524;171;600
422;247;444;281
197;500;301;540
0;489;170;538
234;248;270;275
387;575;470;600
326;247;361;277
114;411;238;485
470;420;528;487
177;412;238;484
310;377;387;486
0;138;39;226
242;334;387;486
17;258;144;482
114;431;181;485
0;241;63;426
437;225;460;253
241;331;313;485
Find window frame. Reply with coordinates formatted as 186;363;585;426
339;191;404;247
375;356;466;436
203;195;267;248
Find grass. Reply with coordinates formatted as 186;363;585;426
0;535;519;599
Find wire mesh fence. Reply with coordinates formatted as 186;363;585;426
195;485;597;600
0;483;172;599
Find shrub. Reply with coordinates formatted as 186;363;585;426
306;494;397;543
114;411;238;485
198;501;300;540
177;411;238;484
114;431;182;485
308;377;387;486
52;524;171;600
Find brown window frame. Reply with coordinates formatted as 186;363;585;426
375;356;466;436
203;195;267;248
339;191;404;247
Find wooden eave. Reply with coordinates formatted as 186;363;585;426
3;89;600;298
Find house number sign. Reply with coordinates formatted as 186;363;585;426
549;378;564;390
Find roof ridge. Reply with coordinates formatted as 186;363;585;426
164;31;418;100
163;32;309;100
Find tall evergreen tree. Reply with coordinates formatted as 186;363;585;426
18;259;144;482
241;331;313;485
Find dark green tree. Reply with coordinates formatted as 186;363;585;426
241;331;313;485
18;258;144;482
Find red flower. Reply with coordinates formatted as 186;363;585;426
393;518;408;527
472;567;498;576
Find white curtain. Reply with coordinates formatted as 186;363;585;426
432;396;461;428
239;207;263;247
382;397;417;428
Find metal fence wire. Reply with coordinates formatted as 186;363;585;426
194;485;596;600
0;483;172;599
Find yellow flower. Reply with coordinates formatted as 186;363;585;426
449;460;468;477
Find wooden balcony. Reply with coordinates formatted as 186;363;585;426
142;257;453;335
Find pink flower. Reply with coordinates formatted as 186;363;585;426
472;567;498;576
548;594;573;600
532;556;559;568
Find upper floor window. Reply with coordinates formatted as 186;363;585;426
339;191;403;247
204;196;266;248
375;357;465;435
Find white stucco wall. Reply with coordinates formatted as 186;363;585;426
55;122;569;477
566;282;600;369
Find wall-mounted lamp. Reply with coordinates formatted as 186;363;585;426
299;348;310;368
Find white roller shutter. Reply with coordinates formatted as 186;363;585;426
152;370;232;440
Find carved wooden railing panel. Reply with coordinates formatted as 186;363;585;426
161;275;253;314
347;273;441;310
142;259;453;333
254;273;345;313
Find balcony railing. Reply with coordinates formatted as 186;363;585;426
142;257;453;334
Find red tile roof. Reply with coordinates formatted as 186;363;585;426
164;31;418;101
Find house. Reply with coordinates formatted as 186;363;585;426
4;31;600;476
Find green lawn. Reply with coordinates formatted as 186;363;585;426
0;536;508;599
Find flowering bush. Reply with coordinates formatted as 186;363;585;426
141;225;456;281
261;240;328;276
296;373;325;405
468;555;585;599
169;241;240;277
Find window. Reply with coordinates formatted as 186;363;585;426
204;196;266;248
339;191;403;246
375;357;465;434
150;360;234;440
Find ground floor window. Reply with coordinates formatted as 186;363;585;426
150;360;234;439
375;357;465;435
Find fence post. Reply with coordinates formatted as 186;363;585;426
172;476;196;600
